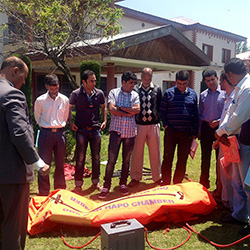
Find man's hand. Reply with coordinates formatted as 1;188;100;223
215;131;231;147
101;121;106;130
209;120;219;128
69;122;78;131
198;133;201;140
219;134;231;147
213;140;219;149
39;164;50;176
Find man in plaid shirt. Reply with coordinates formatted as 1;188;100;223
99;71;140;199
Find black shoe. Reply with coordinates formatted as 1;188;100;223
239;225;250;236
154;179;162;185
160;181;170;186
221;214;248;225
128;179;139;187
98;188;109;199
120;184;129;196
215;203;230;211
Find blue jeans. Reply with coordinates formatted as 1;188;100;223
75;129;101;187
231;143;250;222
38;129;67;195
103;131;135;189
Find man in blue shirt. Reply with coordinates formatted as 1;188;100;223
160;70;198;185
199;70;225;190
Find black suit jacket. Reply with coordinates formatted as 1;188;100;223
0;77;39;184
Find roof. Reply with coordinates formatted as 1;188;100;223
237;51;250;60
30;24;210;72
117;5;246;42
169;16;198;25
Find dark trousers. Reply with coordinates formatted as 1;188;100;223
75;129;101;187
200;121;219;188
0;183;30;250
38;128;66;195
104;131;135;189
161;127;193;185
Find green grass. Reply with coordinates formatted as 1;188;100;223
26;132;250;249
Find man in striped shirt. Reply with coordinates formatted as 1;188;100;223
160;70;199;185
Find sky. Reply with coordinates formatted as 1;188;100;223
118;0;250;43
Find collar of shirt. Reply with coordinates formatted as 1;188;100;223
120;87;132;96
7;79;14;87
235;74;249;91
139;82;154;91
45;91;61;101
208;85;222;94
81;86;96;97
174;85;190;94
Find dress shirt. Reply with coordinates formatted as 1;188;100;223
160;86;199;136
199;85;225;123
216;74;250;136
108;87;140;138
219;90;240;135
34;92;69;128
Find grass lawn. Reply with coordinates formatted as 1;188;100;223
26;131;250;249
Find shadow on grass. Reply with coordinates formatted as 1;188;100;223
29;224;101;239
186;209;250;249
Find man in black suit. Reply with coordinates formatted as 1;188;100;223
0;56;49;250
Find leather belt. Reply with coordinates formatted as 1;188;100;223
41;127;64;132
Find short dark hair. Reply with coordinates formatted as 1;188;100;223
176;70;189;81
81;70;95;82
220;71;228;82
44;74;59;86
202;69;217;80
122;71;137;82
224;58;246;75
0;56;25;71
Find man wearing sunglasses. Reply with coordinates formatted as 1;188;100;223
69;70;107;194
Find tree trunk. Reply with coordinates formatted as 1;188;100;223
50;56;79;89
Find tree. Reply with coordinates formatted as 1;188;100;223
236;41;249;54
0;0;123;89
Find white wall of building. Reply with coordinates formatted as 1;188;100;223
195;30;236;67
119;16;158;33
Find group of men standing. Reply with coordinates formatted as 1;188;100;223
2;55;250;249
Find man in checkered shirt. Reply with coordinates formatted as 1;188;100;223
99;71;140;199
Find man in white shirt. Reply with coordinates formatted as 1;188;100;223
34;74;69;196
215;58;250;231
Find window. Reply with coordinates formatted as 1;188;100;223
162;81;175;93
222;49;231;63
202;44;213;61
4;16;27;44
